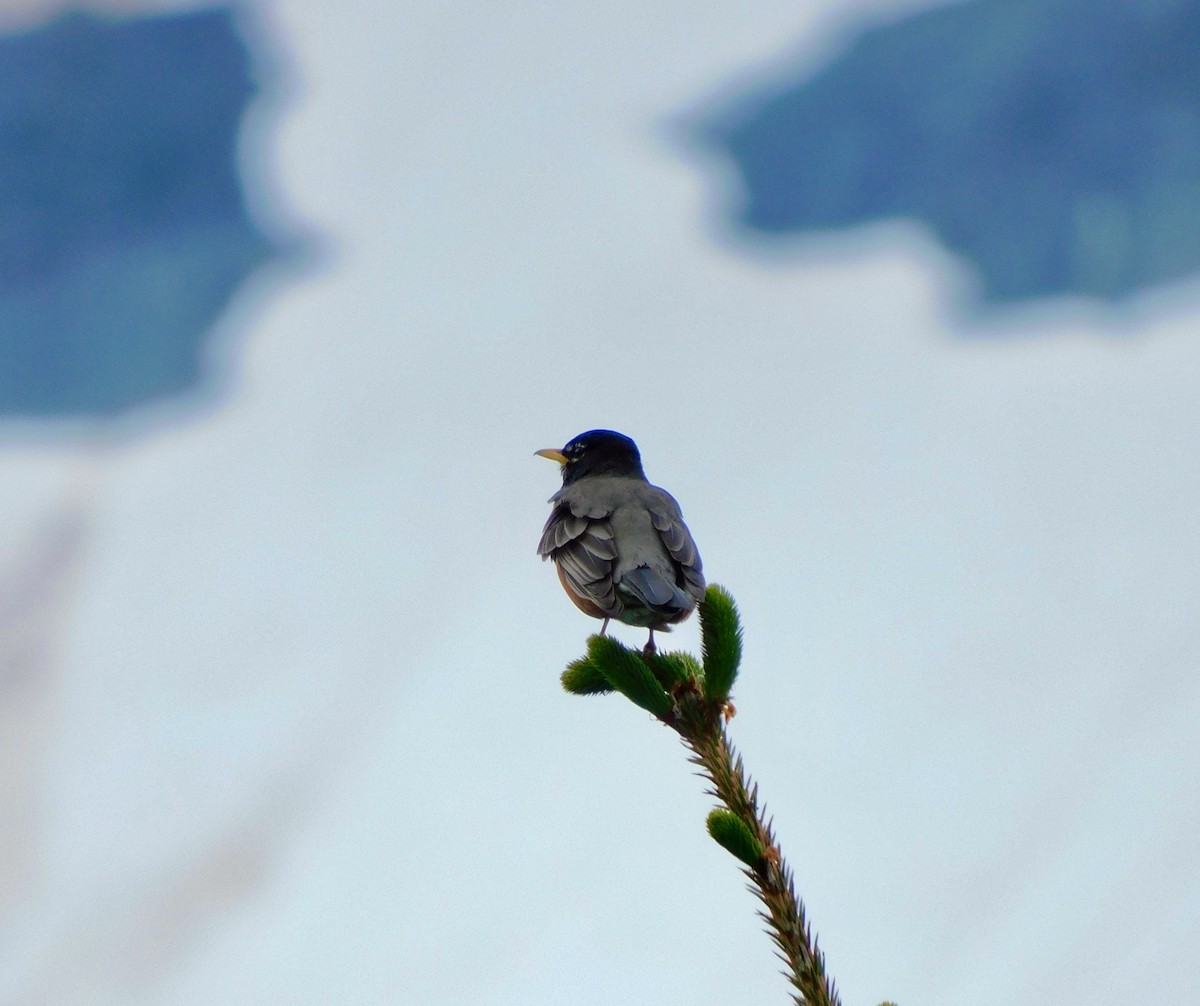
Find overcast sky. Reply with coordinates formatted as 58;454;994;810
2;1;1199;1004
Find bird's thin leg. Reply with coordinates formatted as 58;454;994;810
600;617;610;636
643;629;657;655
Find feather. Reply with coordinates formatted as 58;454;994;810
619;565;678;608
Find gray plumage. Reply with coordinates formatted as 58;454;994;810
538;474;706;630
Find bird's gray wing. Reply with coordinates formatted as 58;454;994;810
646;491;706;605
538;497;620;614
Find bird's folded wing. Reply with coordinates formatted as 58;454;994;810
647;499;706;603
538;503;619;614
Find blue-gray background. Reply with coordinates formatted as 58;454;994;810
1;2;1197;1004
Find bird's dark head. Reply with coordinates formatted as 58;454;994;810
536;429;646;485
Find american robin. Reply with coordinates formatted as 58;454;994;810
536;430;705;652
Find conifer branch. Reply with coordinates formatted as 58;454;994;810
560;585;851;1006
681;717;839;1006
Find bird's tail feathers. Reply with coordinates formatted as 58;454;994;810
619;565;691;614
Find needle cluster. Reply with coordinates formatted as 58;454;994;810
561;586;850;1006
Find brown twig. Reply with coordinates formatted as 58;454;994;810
676;713;840;1006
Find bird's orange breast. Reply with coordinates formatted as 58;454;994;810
556;562;608;618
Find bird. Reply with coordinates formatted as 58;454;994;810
536;430;705;652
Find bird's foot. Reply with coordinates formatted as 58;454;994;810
642;630;657;656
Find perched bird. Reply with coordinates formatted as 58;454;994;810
536;430;705;651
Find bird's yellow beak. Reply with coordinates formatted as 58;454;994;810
535;448;569;464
